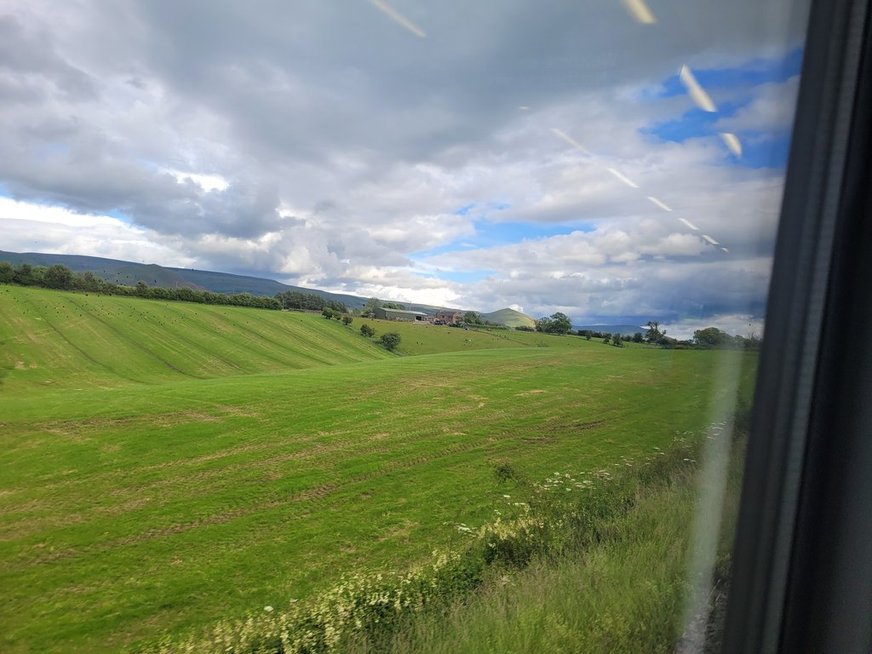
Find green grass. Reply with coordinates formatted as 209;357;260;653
353;317;568;356
0;286;390;393
373;468;701;653
357;439;746;654
0;286;756;652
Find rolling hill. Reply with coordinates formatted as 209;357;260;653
0;285;390;392
480;307;536;329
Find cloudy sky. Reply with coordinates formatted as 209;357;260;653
0;0;809;337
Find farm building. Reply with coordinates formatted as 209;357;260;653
374;307;429;322
434;310;463;325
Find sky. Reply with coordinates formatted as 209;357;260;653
0;0;810;338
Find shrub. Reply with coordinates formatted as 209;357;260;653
360;324;375;338
342;315;353;326
379;332;401;351
493;462;517;483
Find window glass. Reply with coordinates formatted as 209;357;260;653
0;1;810;652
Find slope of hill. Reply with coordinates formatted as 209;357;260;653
480;307;536;329
0;286;575;393
0;286;390;392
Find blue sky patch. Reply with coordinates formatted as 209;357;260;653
642;47;802;169
412;221;594;260
469;220;590;247
452;200;512;219
105;208;134;223
654;47;803;98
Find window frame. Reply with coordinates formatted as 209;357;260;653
722;0;872;651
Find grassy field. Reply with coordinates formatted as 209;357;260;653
351;439;747;654
0;286;754;652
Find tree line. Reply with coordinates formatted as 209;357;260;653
0;261;281;310
275;290;347;313
556;319;761;350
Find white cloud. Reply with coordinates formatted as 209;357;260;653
0;0;804;325
717;75;800;134
0;196;192;265
164;170;230;192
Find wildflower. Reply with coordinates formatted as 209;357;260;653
264;606;274;613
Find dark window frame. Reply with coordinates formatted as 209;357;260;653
722;0;872;651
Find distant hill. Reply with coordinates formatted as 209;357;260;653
480;307;536;329
0;251;531;319
0;250;368;309
574;323;647;337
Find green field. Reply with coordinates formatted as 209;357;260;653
0;286;752;652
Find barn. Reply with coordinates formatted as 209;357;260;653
374;307;429;322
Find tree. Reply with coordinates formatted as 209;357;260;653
342;315;353;326
379;332;401;351
632;332;644;343
134;280;149;296
382;302;406;310
322;307;335;319
0;261;15;284
463;311;482;325
537;312;572;335
645;321;666;343
360;324;375;338
362;298;381;317
549;312;572;334
13;263;39;286
693;327;732;347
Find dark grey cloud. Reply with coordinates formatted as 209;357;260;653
0;14;98;101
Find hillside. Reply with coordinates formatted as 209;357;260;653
480;307;536;329
0;286;390;392
0;287;579;393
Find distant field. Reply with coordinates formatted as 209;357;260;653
0;286;754;652
354;317;560;356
